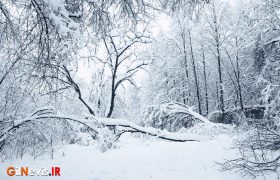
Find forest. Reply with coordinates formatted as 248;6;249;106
0;0;280;179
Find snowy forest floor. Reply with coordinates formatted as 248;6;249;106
0;134;271;180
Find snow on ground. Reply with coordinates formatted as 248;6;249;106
0;134;267;180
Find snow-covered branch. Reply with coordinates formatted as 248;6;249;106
0;107;213;148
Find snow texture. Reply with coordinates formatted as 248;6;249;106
0;134;270;180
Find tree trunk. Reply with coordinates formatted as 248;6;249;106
212;4;225;119
188;29;202;114
235;38;244;111
217;43;225;117
181;28;190;105
107;59;118;118
202;45;209;115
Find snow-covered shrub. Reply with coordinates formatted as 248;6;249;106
70;123;97;146
96;127;117;152
72;132;94;146
222;121;280;177
139;102;206;132
208;111;242;125
0;118;75;160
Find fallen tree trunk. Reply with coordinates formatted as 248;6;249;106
0;108;201;147
97;118;200;142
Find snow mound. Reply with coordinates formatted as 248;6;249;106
0;134;267;180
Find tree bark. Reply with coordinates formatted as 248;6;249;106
181;27;190;105
202;45;209;115
107;56;118;118
235;38;244;111
211;4;225;118
188;29;202;114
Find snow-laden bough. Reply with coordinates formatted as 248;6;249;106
0;105;233;152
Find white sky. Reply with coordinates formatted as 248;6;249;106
150;14;171;36
76;13;172;85
76;0;238;86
